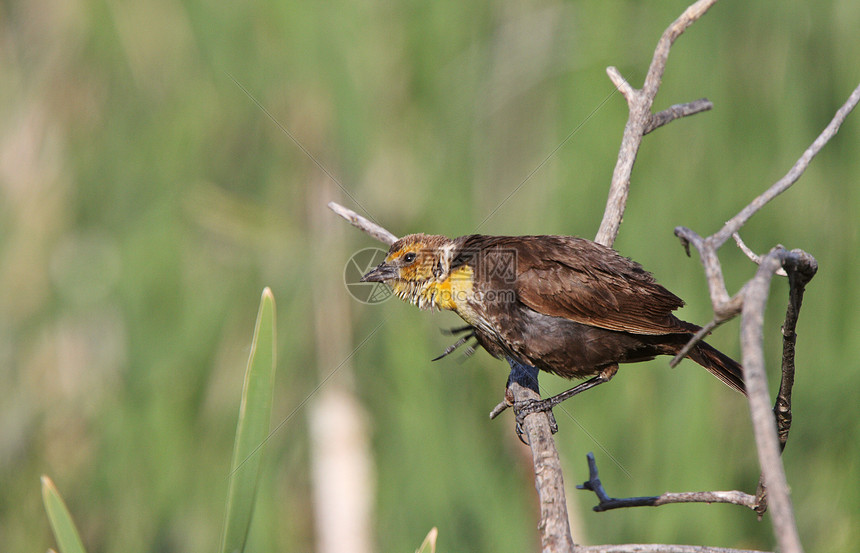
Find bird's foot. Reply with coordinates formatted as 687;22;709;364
513;398;559;442
488;394;559;443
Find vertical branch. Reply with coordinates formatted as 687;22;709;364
753;249;818;518
740;249;803;553
672;82;857;545
595;0;720;247
509;382;576;553
774;251;817;449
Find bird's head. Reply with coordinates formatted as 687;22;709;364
361;233;458;308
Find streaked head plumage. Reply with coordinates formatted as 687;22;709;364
360;233;457;309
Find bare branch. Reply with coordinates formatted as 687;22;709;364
673;227;742;317
711;82;860;249
740;248;804;553
672;83;857;550
669;232;803;368
643;0;721;91
578;453;758;512
668;318;720;368
733;233;788;277
327;202;398;246
508;382;576;553
576;545;770;553
776;250;817;449
645;99;713;135
606;66;636;104
488;399;510;420
595;0;721;247
753;248;818;517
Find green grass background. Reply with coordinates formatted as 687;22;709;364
2;0;858;551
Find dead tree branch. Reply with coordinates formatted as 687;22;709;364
595;0;720;248
578;453;758;512
662;83;858;553
711;83;860;250
509;381;576;552
671;81;860;327
732;233;787;277
576;546;768;553
775;250;817;450
644;99;713;135
327;202;397;246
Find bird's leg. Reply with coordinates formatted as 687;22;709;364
514;364;619;432
506;358;541;393
502;359;558;441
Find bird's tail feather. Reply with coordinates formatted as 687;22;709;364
687;341;746;395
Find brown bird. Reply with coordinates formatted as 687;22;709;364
361;233;745;432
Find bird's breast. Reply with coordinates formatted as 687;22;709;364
430;264;476;312
393;264;479;314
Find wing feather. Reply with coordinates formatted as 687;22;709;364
458;235;692;336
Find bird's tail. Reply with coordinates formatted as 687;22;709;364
686;341;746;395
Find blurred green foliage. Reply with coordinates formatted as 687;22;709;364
1;0;858;552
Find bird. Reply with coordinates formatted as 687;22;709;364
360;233;745;433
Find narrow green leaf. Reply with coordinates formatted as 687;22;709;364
220;287;277;553
415;527;438;553
41;476;88;553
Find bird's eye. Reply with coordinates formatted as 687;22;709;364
402;252;417;264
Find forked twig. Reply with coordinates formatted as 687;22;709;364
578;453;758;512
595;0;721;247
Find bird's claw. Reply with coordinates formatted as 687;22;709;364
513;398;559;442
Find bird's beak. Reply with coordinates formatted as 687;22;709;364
360;262;397;283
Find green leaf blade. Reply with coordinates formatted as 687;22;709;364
41;476;88;553
220;287;277;553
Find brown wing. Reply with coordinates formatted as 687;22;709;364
457;235;693;336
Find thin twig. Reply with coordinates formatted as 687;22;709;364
578;453;758;512
776;250;817;449
668;318;719;368
675;82;859;315
576;545;770;553
673;227;742;316
606;67;636;103
488;399;510;420
595;0;721;247
645;99;714;135
711;82;860;250
327;202;398;246
733;233;788;277
754;248;818;516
